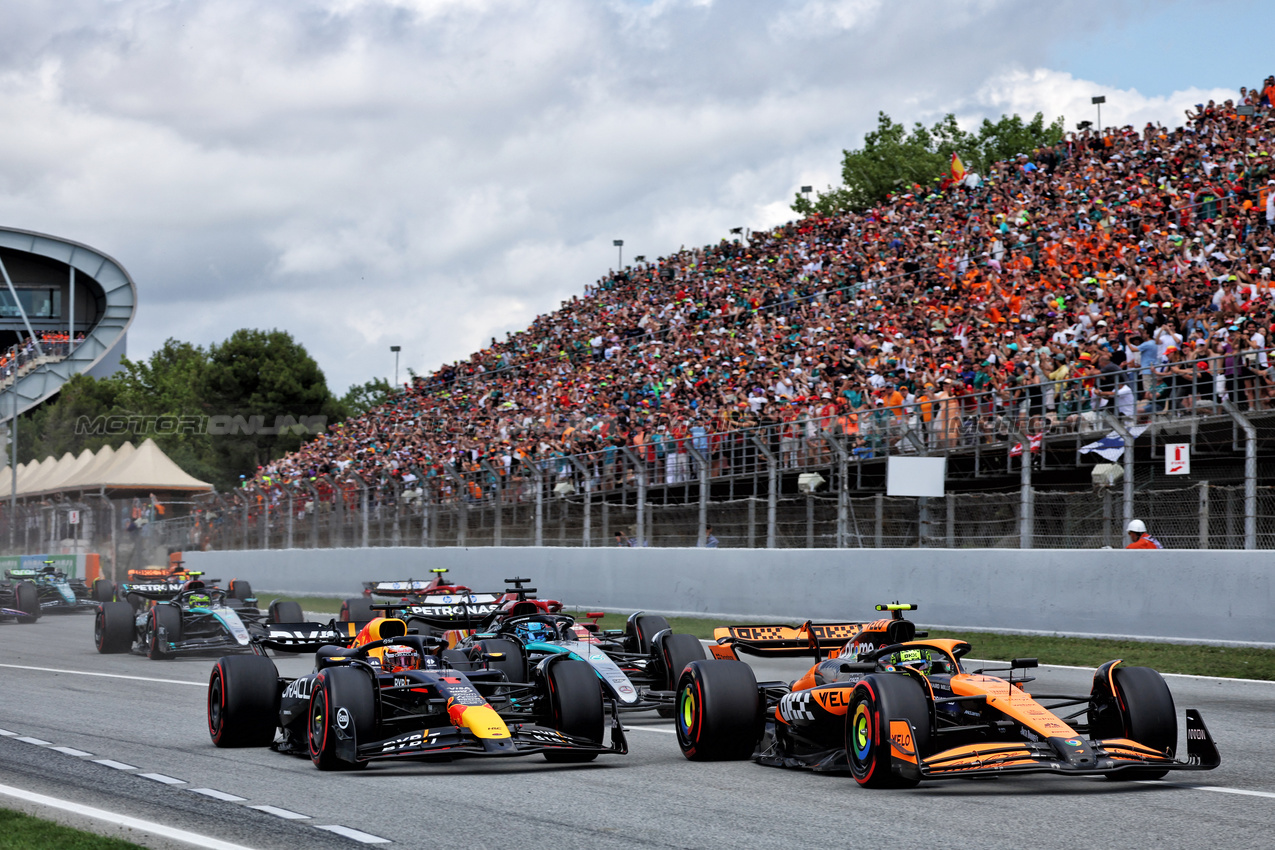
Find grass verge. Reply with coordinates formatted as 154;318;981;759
262;598;1275;681
0;808;144;850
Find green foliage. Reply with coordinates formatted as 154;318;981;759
793;110;1066;215
201;329;345;483
0;808;144;849
340;377;393;419
17;329;347;491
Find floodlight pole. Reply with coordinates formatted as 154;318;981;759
1092;95;1106;136
613;239;624;269
390;345;401;390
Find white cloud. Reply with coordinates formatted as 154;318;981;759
0;0;1235;393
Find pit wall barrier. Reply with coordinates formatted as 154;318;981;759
183;547;1272;646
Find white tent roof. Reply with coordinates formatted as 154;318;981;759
87;438;210;491
10;440;212;498
59;443;125;491
39;449;95;493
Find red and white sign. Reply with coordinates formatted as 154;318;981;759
1166;444;1190;476
68;510;80;525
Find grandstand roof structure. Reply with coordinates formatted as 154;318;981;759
0;226;136;422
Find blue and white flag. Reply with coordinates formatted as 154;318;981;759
1080;424;1147;461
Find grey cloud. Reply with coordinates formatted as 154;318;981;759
0;0;1173;391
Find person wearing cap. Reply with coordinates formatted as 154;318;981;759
1125;519;1163;549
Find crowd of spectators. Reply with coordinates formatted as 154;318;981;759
255;77;1275;502
0;332;80;385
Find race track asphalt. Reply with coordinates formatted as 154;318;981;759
1;614;1273;849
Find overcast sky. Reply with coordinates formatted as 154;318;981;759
0;0;1264;392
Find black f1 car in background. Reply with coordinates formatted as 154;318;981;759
94;574;304;659
675;606;1221;786
0;575;40;624
208;615;627;769
339;568;506;631
3;561;112;617
447;604;704;715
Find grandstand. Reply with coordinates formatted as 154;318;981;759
0;227;136;420
169;76;1275;551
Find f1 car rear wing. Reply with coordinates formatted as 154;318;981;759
711;622;874;658
120;582;193;600
250;620;364;654
709;604;921;660
362;568;472;597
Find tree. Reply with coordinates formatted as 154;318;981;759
340;377;392;419
793;110;1066;215
202;329;344;480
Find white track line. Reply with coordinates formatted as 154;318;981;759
250;805;311;820
0;729;14;736
138;773;186;785
0;782;258;850
624;726;676;734
49;747;93;757
1145;781;1275;800
0;663;203;687
314;824;391;844
14;736;52;746
189;788;247;802
93;759;137;771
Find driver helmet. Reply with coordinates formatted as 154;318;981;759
188;592;211;609
882;648;932;676
383;645;420;672
514;620;555;645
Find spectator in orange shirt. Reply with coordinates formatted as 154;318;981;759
1125;519;1163;549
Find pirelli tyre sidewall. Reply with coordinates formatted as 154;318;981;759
94;601;135;653
146;605;183;660
676;660;760;761
308;666;375;770
208;655;281;748
14;581;39;623
848;674;930;788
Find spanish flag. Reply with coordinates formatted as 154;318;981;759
950;152;966;182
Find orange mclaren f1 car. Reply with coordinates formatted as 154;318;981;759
676;605;1220;786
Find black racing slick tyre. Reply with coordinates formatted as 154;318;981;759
340;596;375;623
656;632;707;717
676;660;761;761
440;649;473;672
91;578;115;603
14;581;39;623
660;632;707;690
268;600;304;624
1104;666;1177;781
472;638;526;685
632;614;672;654
146;605;183;660
228;580;255;605
308;666;375;770
95;601;135;653
543;659;604;763
847;674;931;789
208;655;280;748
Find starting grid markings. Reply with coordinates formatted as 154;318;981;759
0;725;393;844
